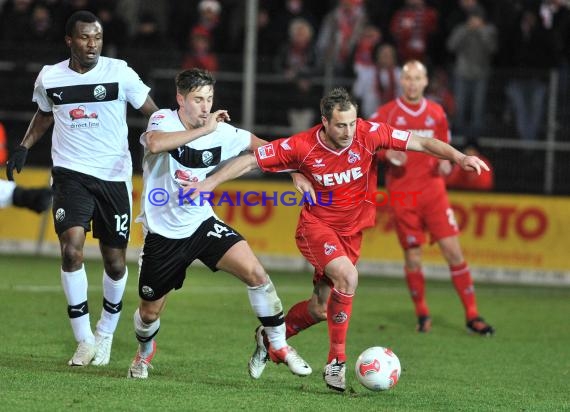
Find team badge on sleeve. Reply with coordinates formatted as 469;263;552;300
391;129;410;141
257;144;275;159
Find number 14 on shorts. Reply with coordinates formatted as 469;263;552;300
207;222;237;238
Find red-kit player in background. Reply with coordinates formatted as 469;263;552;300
370;60;495;336
186;87;488;391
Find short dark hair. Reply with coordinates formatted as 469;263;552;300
65;11;101;37
320;87;358;120
175;68;216;95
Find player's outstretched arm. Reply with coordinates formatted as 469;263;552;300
180;153;259;200
406;134;489;175
144;110;230;154
6;109;53;181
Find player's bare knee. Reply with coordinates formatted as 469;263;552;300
442;249;464;266
335;271;358;294
405;247;423;270
103;261;126;280
139;306;160;323
61;244;83;270
243;264;269;287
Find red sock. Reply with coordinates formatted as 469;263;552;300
450;262;479;320
327;288;353;363
405;268;429;317
284;300;318;339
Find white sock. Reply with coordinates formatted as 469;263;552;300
95;267;128;336
247;278;286;350
134;308;160;357
61;265;94;344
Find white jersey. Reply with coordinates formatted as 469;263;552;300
137;109;251;239
33;56;151;181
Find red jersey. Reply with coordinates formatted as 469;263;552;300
254;119;410;236
370;97;450;194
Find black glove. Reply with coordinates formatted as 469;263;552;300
12;186;52;213
6;145;28;181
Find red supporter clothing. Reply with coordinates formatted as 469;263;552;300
181;53;219;72
370;98;457;248
254;119;410;237
389;6;438;62
0;122;6;165
446;153;494;190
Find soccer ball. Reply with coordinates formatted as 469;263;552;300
354;346;401;391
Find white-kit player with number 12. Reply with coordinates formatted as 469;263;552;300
5;10;159;367
128;68;311;380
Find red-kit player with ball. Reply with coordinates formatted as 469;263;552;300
370;60;495;336
187;87;488;392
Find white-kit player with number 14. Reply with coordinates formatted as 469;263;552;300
5;11;159;367
128;68;311;379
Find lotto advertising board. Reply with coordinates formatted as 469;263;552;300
0;169;568;285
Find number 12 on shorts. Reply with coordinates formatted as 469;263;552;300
114;214;129;237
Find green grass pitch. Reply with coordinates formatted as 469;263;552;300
1;255;569;411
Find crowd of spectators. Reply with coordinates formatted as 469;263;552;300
0;0;569;142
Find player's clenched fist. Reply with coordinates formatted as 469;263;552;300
6;145;28;181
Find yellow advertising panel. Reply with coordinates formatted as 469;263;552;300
361;191;569;271
208;181;570;272
1;169;569;277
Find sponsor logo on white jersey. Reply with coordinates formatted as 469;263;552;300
69;105;98;120
69;105;99;129
150;113;165;126
175;169;198;183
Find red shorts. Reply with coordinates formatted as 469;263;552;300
392;189;458;249
295;218;363;286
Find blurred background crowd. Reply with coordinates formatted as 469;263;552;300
0;0;569;194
